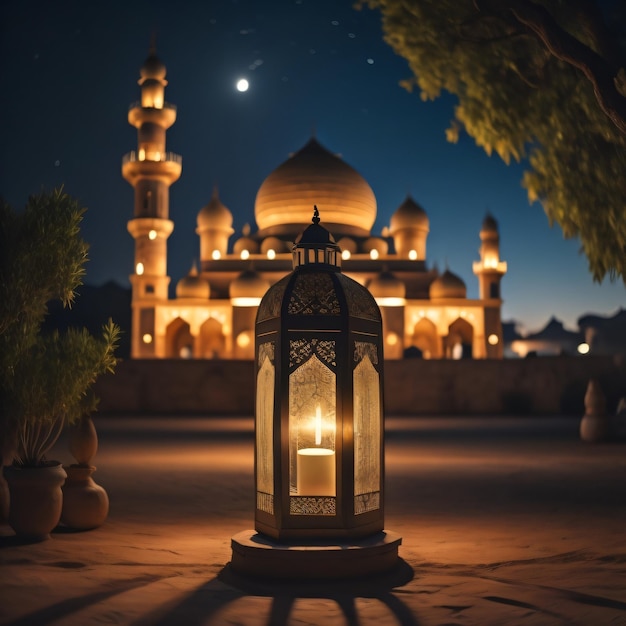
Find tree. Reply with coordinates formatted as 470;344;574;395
0;190;119;465
360;0;626;282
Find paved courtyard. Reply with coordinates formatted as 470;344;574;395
1;415;625;626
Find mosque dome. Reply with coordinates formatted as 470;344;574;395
197;188;233;231
389;196;429;232
363;237;389;256
261;236;290;255
482;213;499;232
254;138;377;239
233;236;260;256
429;270;467;300
230;269;270;303
368;271;406;300
140;52;167;81
176;264;210;299
336;237;357;255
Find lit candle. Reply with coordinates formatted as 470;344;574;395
297;448;335;496
297;405;335;496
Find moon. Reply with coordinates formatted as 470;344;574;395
236;78;249;92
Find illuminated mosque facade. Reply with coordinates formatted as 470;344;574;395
123;50;507;361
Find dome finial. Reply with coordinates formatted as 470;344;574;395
312;205;320;225
149;31;157;55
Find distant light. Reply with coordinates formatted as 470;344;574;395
142;333;152;344
212;250;221;260
386;332;399;346
179;346;192;359
148;229;157;240
366;58;374;65
236;78;249;92
232;297;262;307
236;332;252;348
578;342;590;354
240;249;250;260
488;334;499;346
369;249;379;260
136;262;144;275
341;250;351;260
408;249;418;261
267;249;276;260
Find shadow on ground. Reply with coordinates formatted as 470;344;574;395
130;559;418;626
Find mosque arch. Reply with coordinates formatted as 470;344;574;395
165;317;194;358
410;317;440;359
446;317;474;359
198;316;226;358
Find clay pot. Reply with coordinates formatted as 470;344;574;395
61;465;109;530
3;462;66;541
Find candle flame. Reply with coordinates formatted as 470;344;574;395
315;405;322;446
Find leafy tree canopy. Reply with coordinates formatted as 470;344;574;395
361;0;626;282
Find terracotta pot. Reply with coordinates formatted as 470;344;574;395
3;462;66;541
61;465;109;530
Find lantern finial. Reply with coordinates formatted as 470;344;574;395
312;205;320;225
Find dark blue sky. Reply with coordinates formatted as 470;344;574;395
1;0;623;333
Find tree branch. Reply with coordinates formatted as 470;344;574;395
476;0;626;134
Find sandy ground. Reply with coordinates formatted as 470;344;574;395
1;415;625;626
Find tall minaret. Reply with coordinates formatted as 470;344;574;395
473;214;507;357
123;44;181;358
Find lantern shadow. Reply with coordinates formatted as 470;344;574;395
217;557;418;626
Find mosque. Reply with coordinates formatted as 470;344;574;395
123;50;507;361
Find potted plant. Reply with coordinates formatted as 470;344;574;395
0;189;119;540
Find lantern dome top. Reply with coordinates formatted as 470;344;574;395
291;207;341;270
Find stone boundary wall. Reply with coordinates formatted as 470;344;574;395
94;356;626;416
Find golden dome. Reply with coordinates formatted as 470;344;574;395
140;52;167;81
254;138;376;239
233;236;259;255
197;188;234;232
429;270;467;300
389;196;429;232
230;270;270;303
368;271;406;299
176;264;210;299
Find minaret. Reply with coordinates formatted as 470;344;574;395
473;214;507;357
123;44;182;358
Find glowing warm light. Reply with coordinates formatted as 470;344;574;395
236;332;251;348
138;148;145;161
369;249;379;260
232;297;262;307
386;332;399;346
488;334;499;345
578;342;590;354
266;249;276;260
341;250;351;260
375;297;406;307
148;229;157;240
313;405;322;446
240;249;250;260
142;333;153;344
236;78;249;92
408;249;418;260
212;250;221;260
136;262;144;275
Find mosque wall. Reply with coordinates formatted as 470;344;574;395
94;356;625;416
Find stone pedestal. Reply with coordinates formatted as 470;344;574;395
231;530;401;579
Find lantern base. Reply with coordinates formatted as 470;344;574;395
230;529;401;580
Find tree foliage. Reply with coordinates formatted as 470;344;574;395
361;0;626;282
0;190;120;465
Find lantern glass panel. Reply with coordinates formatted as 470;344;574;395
256;343;275;514
353;342;381;515
289;354;336;498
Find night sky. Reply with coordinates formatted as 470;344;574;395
1;0;624;334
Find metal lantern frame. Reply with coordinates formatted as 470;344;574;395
254;210;385;541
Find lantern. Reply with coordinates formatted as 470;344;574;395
255;207;386;539
231;208;401;578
